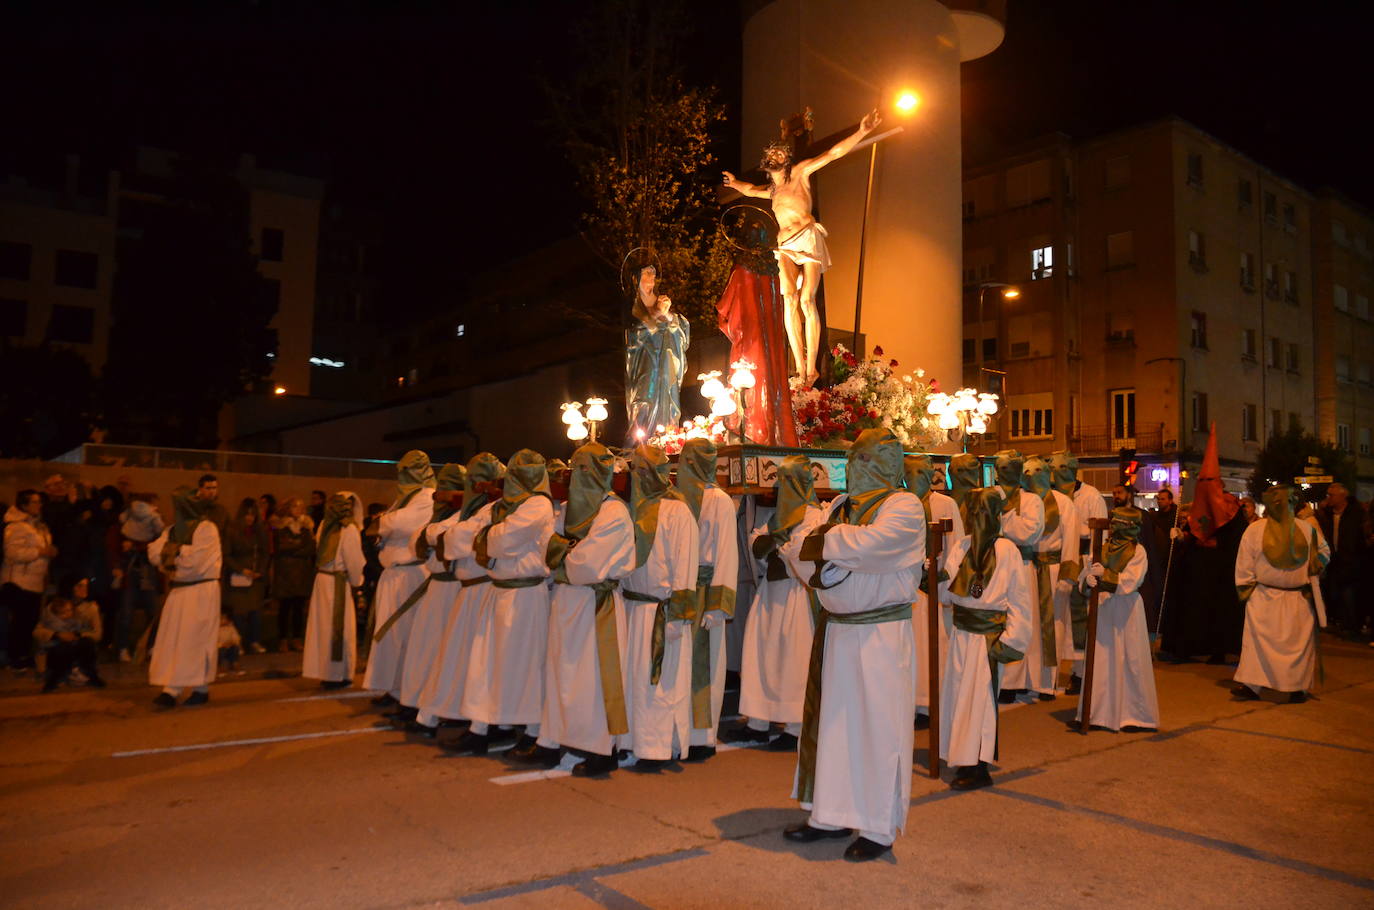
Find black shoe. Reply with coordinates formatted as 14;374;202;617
1037;692;1057;702
949;762;993;791
997;688;1020;704
1120;725;1158;733
439;731;488;755
571;753;618;778
1065;675;1082;696
384;704;416;719
387;708;418;729
507;744;561;768
684;745;716;762
913;714;930;731
629;758;668;773
1231;685;1260;701
321;679;351;690
436;718;468;730
720;724;772;744
843;837;892;862
487;726;519;746
783;823;852;843
406;720;438;739
767;732;799;752
153;692;177;708
1288;691;1308;704
183;690;209;706
86;675;106;689
370;693;397;708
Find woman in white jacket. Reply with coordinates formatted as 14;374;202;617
3;490;56;669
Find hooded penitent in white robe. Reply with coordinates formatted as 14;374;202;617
1234;520;1324;694
148;521;222;691
938;536;1034;766
1005;488;1077;697
1067;482;1108;669
458;496;554;726
996;488;1045;698
302;524;364;682
417;502;495;725
538;497;637;755
740;505;825;730
789;491;923;846
1075;544;1158;729
914;491;963;716
687;485;740;748
624;497;700;761
364;490;434;698
397;510;466;708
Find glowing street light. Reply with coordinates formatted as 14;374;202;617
895;91;920;113
273;386;287;396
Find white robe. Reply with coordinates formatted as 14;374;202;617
624;498;700;761
996;490;1045;696
397;510;466;707
363;490;434;697
1054;487;1088;660
1074;544;1158;729
688;486;740;747
539;497;637;755
914;492;963;714
790;492;923;844
1005;490;1076;695
148;521;222;690
1234;521;1323;693
417;503;495;724
302;524;365;682
938;537;1034;766
739;505;825;726
459;496;554;726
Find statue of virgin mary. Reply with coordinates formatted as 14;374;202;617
624;262;690;445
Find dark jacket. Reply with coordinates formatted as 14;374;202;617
1318;500;1368;584
271;517;316;599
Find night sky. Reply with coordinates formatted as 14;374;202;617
3;0;1366;318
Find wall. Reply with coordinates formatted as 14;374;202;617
0;460;397;516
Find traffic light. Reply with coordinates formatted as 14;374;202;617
1118;447;1138;487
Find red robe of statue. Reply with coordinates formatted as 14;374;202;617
715;262;798;447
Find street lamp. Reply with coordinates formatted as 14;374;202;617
976;282;1018;394
927;388;999;452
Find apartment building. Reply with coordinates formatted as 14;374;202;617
962;118;1324;495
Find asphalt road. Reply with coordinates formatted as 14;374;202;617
2;639;1371;910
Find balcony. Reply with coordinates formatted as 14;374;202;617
1068;423;1165;455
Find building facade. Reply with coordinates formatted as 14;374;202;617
960;118;1346;496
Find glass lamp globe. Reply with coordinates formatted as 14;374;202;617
699;371;726;400
567;422;589;441
561;402;585;425
710;394;737;418
977;394;999;415
585;397;609;422
729;360;756;390
938;411;961;431
969;416;988;434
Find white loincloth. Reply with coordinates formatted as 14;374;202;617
775;222;831;272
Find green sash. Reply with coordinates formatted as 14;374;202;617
1031;551;1060;667
373;569;431;643
492;576;547;590
624;587;696;686
796;602;913;804
317;570;350;662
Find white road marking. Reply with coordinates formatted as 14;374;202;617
275;690;379;703
112;726;386;758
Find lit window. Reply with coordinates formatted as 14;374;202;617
455;324;466;337
1031;245;1053;279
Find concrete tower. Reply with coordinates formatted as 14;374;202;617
743;0;1005;404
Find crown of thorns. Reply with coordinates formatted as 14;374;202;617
762;140;792;156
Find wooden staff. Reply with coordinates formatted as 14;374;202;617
1078;517;1110;734
927;517;953;778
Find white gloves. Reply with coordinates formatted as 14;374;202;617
1083;562;1105;588
1169;527;1184;540
701;610;726;631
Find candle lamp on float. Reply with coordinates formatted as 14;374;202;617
562;396;609;445
728;358;756;444
926;387;999;452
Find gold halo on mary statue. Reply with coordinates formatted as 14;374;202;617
619;246;663;299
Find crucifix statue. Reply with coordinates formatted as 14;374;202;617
723;108;882;386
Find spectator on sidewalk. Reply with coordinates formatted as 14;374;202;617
1317;484;1369;639
308;490;327;526
34;575;105;692
271;497;315;652
223;498;270;654
258;493;277;523
42;474;80;584
3;489;57;670
218;611;243;674
114;494;164;661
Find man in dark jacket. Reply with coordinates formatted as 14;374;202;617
1317;484;1369;640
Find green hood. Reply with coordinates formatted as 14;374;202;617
843;428;903;526
769;455;819;543
460;452;505;522
674;437;718;521
393;450;436;510
564;443;617;543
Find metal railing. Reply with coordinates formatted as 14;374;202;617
1067;423;1165;455
54;444;395;480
